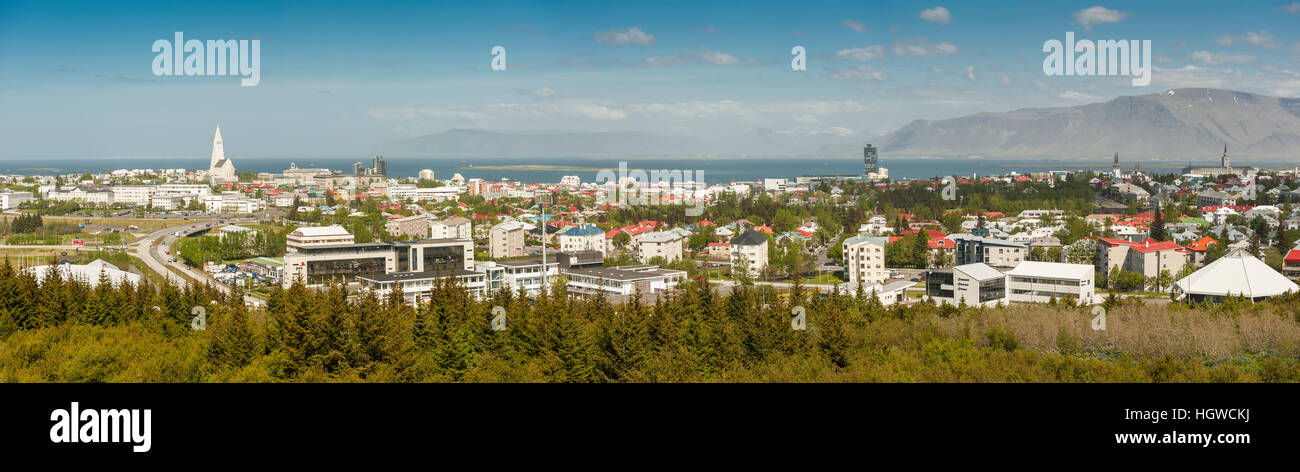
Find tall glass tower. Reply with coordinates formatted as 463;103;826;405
863;144;878;176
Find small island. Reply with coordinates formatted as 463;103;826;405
460;164;604;171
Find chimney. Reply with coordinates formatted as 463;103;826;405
1145;239;1150;249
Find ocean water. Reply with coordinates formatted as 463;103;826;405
0;156;1287;184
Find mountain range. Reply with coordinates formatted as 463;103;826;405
376;88;1300;161
877;88;1300;160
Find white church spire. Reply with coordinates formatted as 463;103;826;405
210;125;225;167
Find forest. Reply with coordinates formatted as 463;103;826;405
1;260;1298;383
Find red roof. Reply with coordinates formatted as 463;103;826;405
1100;237;1186;253
707;242;730;247
928;238;954;249
1286;250;1300;264
1186;236;1217;252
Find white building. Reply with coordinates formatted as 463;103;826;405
47;187;114;205
843;234;889;286
836;280;912;305
430;216;472;239
0;191;33;210
729;228;769;277
925;263;1007;307
27;260;141;287
1005;261;1097;304
418;169;436;181
286;225;355;252
637;231;684;264
208;125;237;184
1171;248;1299;303
558;224;606;257
563;265;687;298
110;185;155;205
490;221;526;259
200;193;265;214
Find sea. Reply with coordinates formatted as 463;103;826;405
1;156;1291;184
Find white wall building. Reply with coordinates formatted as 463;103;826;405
637;231;684;264
1006;261;1097;304
843;234;889;286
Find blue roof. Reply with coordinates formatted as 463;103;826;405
564;224;605;237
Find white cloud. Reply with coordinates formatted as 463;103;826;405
997;71;1013;86
517;87;557;99
826;66;889;81
890;38;959;57
638;49;753;67
641;55;688;67
919;6;952;24
593;27;655;46
930;66;945;74
1281;2;1300;14
1242;31;1279;48
1215;31;1278;49
842;19;867;33
963;65;975;81
835;45;886;61
1190;50;1257;65
1073;6;1129;30
694;48;743;66
1059;91;1100;101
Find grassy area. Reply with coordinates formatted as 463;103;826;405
800;273;847;285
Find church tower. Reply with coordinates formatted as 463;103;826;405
1221;144;1230;168
211;125;225;168
207;125;236;184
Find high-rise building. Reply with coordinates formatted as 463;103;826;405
863;144;878;175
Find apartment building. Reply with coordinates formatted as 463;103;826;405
1096;237;1188;285
110;185;156;205
558;224;606;257
949;234;1028;267
843;234;889;286
729;228;769;277
490;221;526;259
637;231;684;263
385;214;430;239
430;216;472;239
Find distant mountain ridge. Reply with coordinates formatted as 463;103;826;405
877;88;1300;160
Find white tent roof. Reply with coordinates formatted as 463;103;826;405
1172;248;1298;298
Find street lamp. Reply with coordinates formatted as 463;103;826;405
536;190;551;289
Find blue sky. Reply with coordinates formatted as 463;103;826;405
2;0;1299;159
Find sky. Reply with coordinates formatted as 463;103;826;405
2;0;1300;160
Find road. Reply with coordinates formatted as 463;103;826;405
132;223;202;288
